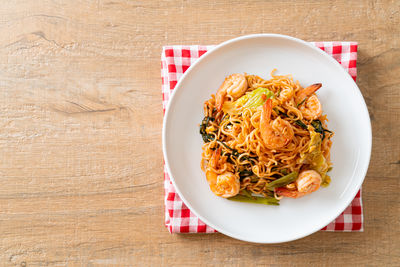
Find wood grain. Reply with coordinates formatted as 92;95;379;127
0;0;398;266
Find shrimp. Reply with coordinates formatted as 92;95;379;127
300;95;322;120
206;148;240;198
260;99;294;150
295;83;322;104
215;73;248;111
275;170;322;198
296;83;322;120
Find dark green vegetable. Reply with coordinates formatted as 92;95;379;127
221;113;228;122
241;155;258;162
217;141;239;157
201;133;257;163
228;194;279;206
311;120;325;140
266;171;298;190
295;120;308;129
202;134;215;142
226;154;235;164
199;116;215;142
311;119;332;140
274;108;288;118
280;168;289;175
264;190;275;198
275;109;308;130
271;167;288;176
239;189;253;198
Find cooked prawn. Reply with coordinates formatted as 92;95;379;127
275;170;322;198
206;148;240;198
296;83;322;120
300;95;322;120
260;99;294;150
295;83;321;104
215;73;248;111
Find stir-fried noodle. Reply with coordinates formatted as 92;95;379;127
200;70;333;204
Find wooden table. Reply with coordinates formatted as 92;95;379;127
0;1;398;266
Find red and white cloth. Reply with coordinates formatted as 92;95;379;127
162;42;363;233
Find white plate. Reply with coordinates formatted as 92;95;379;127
162;34;371;243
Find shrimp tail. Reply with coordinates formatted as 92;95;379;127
297;83;322;104
210;147;221;168
275;187;305;199
306;83;322;94
215;89;226;111
262;98;272;123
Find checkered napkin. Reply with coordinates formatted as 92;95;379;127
162;42;363;233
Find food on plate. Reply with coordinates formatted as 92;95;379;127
199;70;333;205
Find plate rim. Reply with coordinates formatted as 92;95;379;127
162;33;372;243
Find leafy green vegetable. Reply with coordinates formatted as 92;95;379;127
228;194;279;206
217;141;239;157
241;155;258;162
242;87;274;109
226;154;235;164
238;172;259;182
222;87;274;114
299;128;330;186
239;189;253;198
280;169;289;175
275;109;308;130
266;172;299;190
311;120;324;139
199;116;215;142
295;120;308;129
311;119;332;140
264;190;275;198
274;108;288;117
